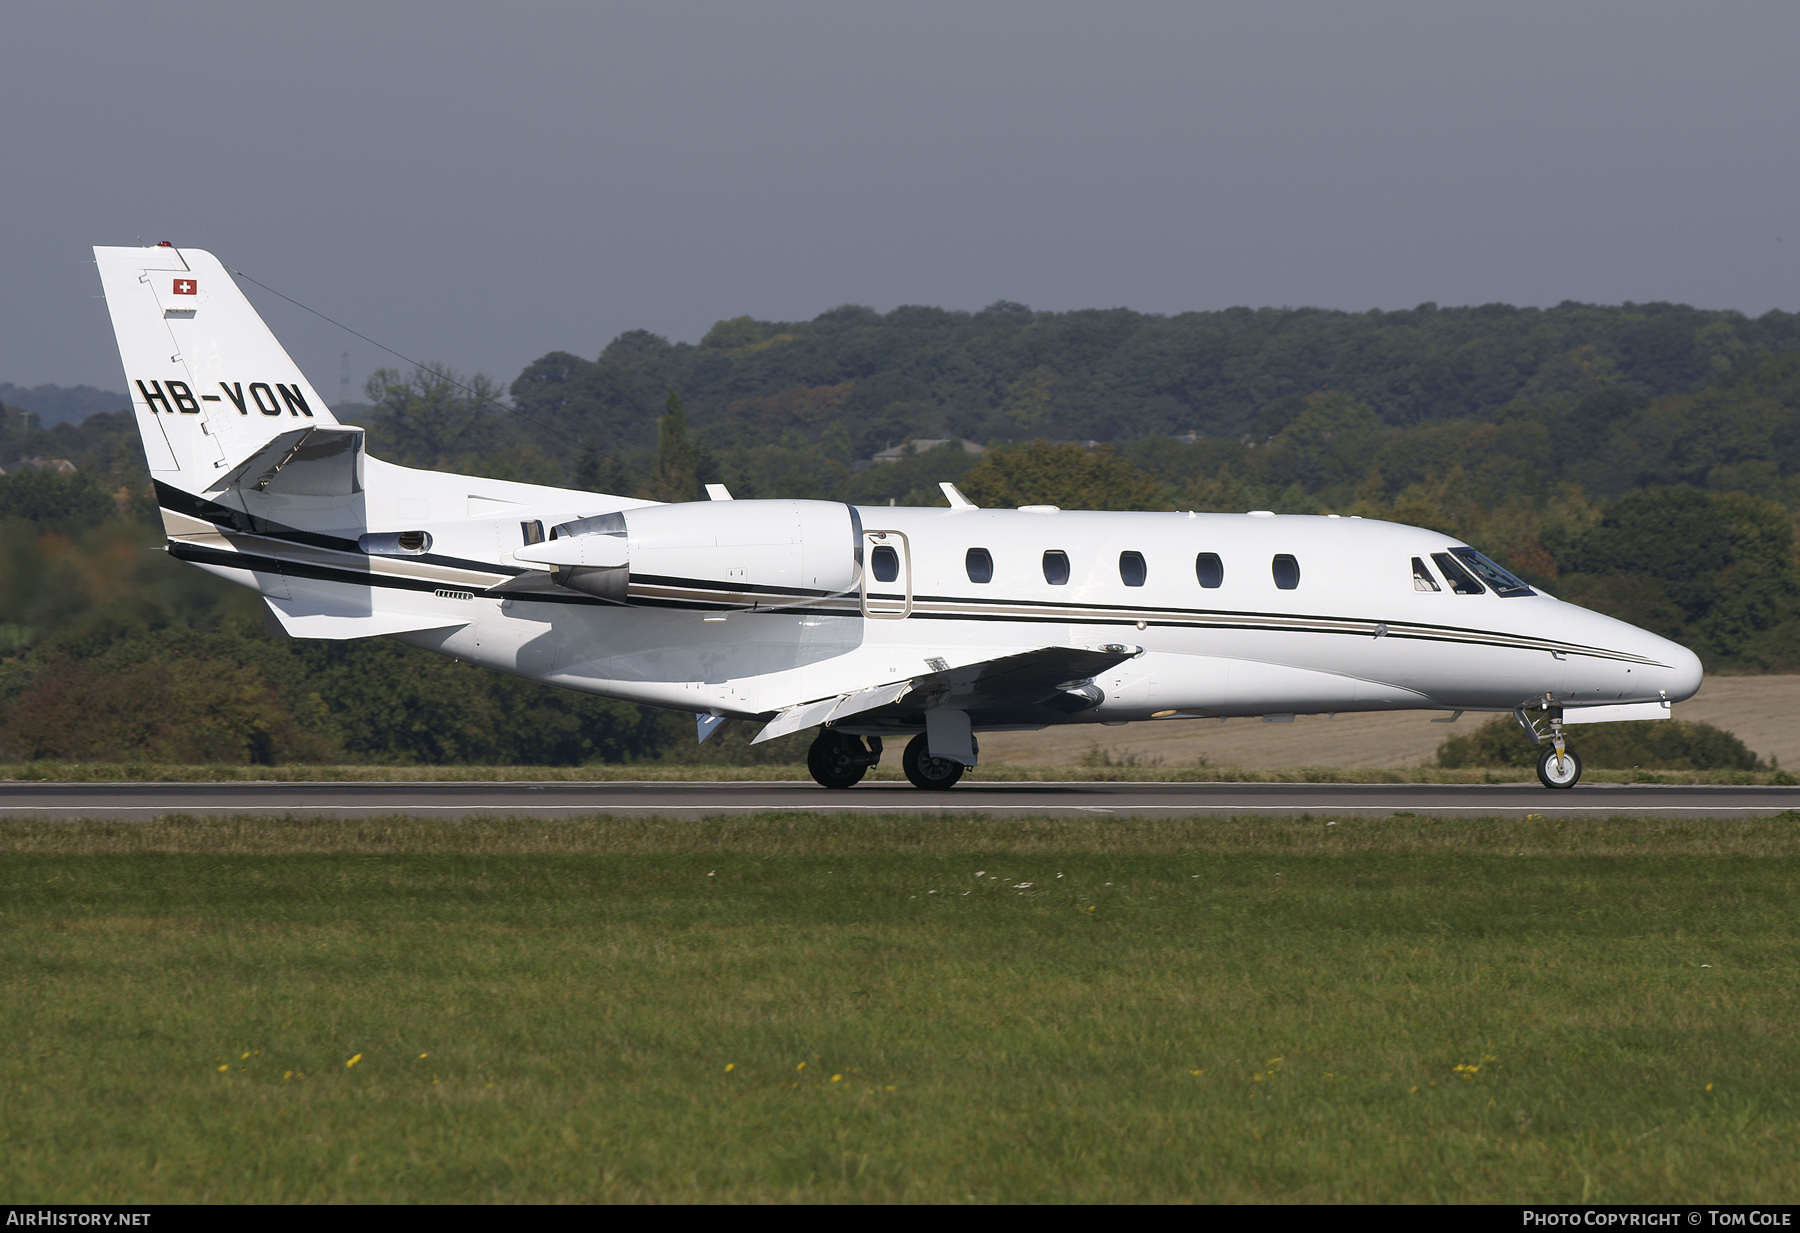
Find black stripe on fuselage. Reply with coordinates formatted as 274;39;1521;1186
168;526;1663;667
155;483;529;577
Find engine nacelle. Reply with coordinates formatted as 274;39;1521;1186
515;499;859;606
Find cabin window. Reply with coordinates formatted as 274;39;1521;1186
1431;552;1485;595
1042;550;1070;585
1412;557;1440;592
871;545;900;583
1195;553;1223;589
1119;551;1147;587
520;520;545;546
965;547;993;583
1271;554;1300;590
1450;547;1536;597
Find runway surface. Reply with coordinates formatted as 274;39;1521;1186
3;779;1798;819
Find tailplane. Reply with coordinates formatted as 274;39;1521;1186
93;244;352;495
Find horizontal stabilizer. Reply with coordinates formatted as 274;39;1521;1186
751;644;1139;743
262;597;468;641
206;425;365;495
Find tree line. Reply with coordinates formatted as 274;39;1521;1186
3;293;1798;763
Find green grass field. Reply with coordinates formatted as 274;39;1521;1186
3;812;1797;1203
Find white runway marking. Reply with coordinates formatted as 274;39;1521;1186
4;804;1794;814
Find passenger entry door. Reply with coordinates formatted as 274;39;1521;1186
860;529;912;619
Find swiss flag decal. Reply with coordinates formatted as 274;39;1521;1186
173;278;197;295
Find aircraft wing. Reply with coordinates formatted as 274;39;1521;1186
751;644;1139;743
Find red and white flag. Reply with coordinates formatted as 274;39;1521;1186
172;278;197;295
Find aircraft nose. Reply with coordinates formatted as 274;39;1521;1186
1658;638;1704;703
1620;621;1703;703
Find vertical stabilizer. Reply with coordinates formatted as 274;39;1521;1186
93;245;344;495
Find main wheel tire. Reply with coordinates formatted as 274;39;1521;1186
1537;745;1582;789
807;731;868;789
902;732;965;790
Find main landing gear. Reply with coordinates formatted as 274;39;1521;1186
804;729;976;790
902;732;965;790
806;731;883;789
1515;697;1582;789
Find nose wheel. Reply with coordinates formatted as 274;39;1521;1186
1537;746;1582;789
1517;697;1583;789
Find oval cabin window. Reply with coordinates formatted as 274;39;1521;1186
1119;551;1147;587
1271;554;1300;590
966;547;993;583
1195;553;1223;588
1042;550;1070;585
871;545;900;583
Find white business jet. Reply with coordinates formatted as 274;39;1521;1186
94;244;1702;790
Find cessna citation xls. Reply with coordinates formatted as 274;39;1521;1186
95;244;1702;791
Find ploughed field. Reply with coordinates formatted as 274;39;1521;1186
978;674;1800;770
3;813;1796;1203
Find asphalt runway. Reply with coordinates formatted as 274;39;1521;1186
2;779;1798;819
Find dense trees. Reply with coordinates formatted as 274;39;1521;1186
0;468;735;765
507;299;1800;461
6;291;1800;763
959;442;1164;511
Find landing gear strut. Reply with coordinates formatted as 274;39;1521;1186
806;730;883;789
1515;697;1582;789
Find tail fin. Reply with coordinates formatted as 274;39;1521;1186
93;244;349;494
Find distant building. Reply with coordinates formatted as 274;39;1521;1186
0;457;77;477
868;438;988;465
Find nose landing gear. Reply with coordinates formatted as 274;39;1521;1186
1515;698;1582;789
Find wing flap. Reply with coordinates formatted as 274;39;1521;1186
752;680;915;744
750;644;1139;743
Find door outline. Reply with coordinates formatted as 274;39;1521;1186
859;530;912;619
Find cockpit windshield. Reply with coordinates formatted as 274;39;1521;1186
1449;547;1535;597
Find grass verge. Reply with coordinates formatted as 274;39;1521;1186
2;813;1797;1202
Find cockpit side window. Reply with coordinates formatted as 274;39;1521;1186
1412;557;1441;592
1431;552;1485;595
1119;551;1147;587
1450;547;1536;597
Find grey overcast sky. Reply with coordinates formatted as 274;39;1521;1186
6;2;1799;398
